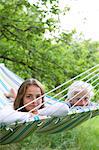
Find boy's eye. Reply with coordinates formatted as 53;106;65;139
76;98;80;101
84;97;88;100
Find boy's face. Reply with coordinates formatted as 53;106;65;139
70;90;89;106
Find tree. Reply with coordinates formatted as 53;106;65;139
0;0;98;90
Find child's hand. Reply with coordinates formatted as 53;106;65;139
4;88;16;99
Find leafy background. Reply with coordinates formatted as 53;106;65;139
0;0;99;149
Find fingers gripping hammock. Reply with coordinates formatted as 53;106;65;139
0;64;99;145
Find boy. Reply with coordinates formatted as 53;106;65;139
66;81;95;107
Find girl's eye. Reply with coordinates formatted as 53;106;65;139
26;95;32;99
36;94;41;99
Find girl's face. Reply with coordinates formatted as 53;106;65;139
23;85;43;114
70;90;89;106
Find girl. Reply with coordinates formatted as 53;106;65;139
5;78;45;114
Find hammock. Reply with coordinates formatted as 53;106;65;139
0;63;99;145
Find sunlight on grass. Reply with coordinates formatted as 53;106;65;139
76;116;99;150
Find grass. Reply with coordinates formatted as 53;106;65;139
75;116;99;150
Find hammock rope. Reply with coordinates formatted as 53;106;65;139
70;82;99;109
0;64;98;104
1;65;98;118
16;66;99;112
16;68;99;113
42;68;99;101
35;80;99;117
18;64;99;107
0;64;98;120
0;64;98;115
59;72;98;100
0;63;99;145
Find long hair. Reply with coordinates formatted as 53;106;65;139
14;78;45;112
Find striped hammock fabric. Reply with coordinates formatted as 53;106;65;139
0;64;99;145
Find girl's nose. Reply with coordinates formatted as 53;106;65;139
33;101;38;107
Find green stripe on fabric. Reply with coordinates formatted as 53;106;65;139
51;112;91;134
13;122;38;143
37;112;91;133
38;110;99;134
91;110;99;118
37;117;57;130
0;125;19;143
1;110;99;144
1;122;37;144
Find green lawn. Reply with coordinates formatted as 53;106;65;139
76;116;99;150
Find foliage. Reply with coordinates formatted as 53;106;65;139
0;0;99;149
0;0;98;90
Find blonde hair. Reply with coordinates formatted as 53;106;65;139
14;78;45;111
67;81;94;101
